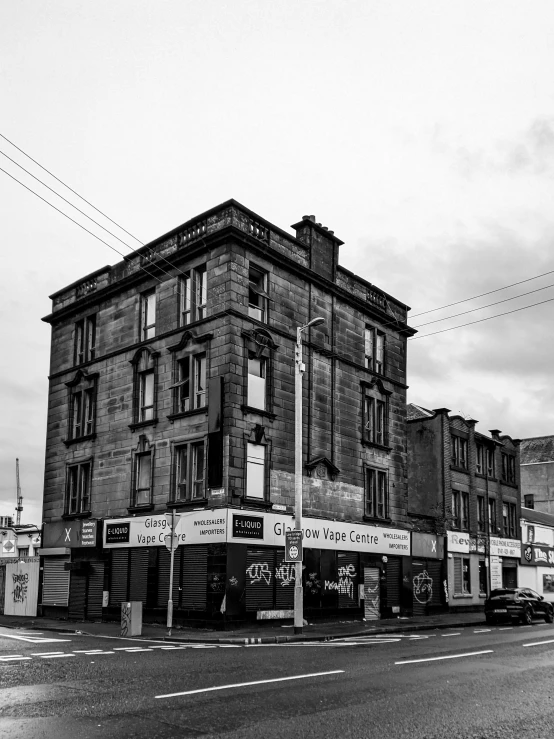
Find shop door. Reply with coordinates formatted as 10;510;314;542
182;545;208;610
87;561;105;620
385;557;401;613
503;565;518;589
42;557;70;608
68;572;87;620
364;567;380;620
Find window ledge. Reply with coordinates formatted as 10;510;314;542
361;439;391;451
62;511;91;520
63;433;97;447
500;480;518;489
127;504;154;513
167;408;207;422
475;473;497;482
241;498;273;509
363;515;392;524
167;499;209;509
450;464;469;473
241;405;277;420
129;419;159;432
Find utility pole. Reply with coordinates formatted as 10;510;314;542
165;510;179;636
15;458;23;526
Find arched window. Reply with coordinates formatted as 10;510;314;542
167;330;212;420
361;378;391;449
242;328;278;416
64;369;98;445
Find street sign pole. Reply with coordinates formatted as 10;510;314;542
167;509;176;636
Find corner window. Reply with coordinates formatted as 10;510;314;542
248;356;266;410
501;453;516;484
195;265;207;321
179;274;192;327
74;315;96;365
173;354;206;414
131;436;154;507
246;443;266;499
364;326;385;374
452;490;469;531
365;468;388;519
451;435;468;469
248;265;269;323
173;441;206;502
453;556;471;595
139;371;155;422
364;396;387;446
141;290;156;341
65;461;92;515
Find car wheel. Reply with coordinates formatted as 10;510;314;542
545;607;554;624
521;606;533;625
485;616;495;626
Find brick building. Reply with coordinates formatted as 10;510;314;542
40;200;415;623
407;405;521;612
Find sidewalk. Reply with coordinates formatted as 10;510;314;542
0;611;486;644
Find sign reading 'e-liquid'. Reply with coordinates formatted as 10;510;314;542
105;522;130;544
232;514;264;539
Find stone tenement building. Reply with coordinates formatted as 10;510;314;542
40;200;416;623
407;405;521;613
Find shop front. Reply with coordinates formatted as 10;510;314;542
519;543;554;602
489;537;521;590
40;519;101;619
446;531;488;609
101;509;412;623
411;533;445;616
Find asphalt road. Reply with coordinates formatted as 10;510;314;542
2;619;554;739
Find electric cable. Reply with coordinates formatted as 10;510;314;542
409;294;554;340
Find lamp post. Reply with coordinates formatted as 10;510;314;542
294;316;325;635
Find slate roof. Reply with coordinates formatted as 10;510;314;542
520;436;554;465
521;506;554;527
406;403;435;421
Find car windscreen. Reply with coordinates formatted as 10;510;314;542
490;589;517;597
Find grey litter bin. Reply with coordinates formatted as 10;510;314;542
121;601;142;637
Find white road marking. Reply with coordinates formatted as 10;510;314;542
0;633;71;643
441;633;461;637
395;650;493;665
83;651;115;655
39;654;75;659
522;638;554;647
91;634;185;645
0;656;31;661
498;627;513;630
190;645;217;649
73;650;105;654
31;652;65;656
474;629;491;633
218;645;241;648
159;646;189;650
155;670;345;699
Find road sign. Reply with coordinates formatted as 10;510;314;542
285;530;303;562
164;533;178;552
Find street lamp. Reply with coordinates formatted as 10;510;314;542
294;316;325;635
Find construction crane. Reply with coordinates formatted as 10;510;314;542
15;458;23;526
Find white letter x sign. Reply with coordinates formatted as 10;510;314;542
64;528;71;542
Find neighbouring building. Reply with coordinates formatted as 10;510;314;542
0;523;42;616
519;506;554;601
407;404;521;611
520;436;554;514
40;199;416;624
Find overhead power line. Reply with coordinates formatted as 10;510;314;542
0;132;142;244
412;280;554;328
409;294;554;340
410;269;554;318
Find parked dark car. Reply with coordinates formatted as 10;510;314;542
485;587;554;625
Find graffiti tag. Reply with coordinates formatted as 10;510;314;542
12;573;28;604
413;570;433;605
325;564;357;599
246;562;272;586
275;562;295;587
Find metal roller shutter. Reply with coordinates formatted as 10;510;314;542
427;560;443;608
412;561;427;616
182;546;208;610
385;556;401;611
157;547;183;608
68;572;86;619
42;557;70;606
337;552;359;608
246;548;275;611
87;562;105;620
129;549;149;603
109;549;129;606
453;557;463;594
275;550;294;609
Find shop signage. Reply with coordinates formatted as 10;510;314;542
490;557;503;590
521;544;554;567
446;531;471;553
43;520;98;548
232;514;264;540
412;533;444;559
102;509;411;555
106;522;130;544
103;511;227;549
489;537;521;558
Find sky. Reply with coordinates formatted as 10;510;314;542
1;0;554;525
